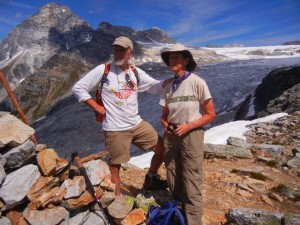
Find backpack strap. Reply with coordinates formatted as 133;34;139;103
95;63;111;122
129;64;139;85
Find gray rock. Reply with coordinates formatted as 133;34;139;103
0;217;12;225
23;206;69;225
238;166;264;173
227;208;283;225
107;195;134;219
0;114;35;148
227;137;250;148
0;155;6;184
204;144;253;158
285;213;300;225
287;153;300;173
61;176;86;199
292;147;300;156
252;143;284;158
3;139;36;169
0;164;40;209
69;209;90;225
82;211;106;225
83;159;110;186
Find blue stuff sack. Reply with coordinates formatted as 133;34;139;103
147;200;186;225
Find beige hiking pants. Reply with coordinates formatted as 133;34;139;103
164;128;204;225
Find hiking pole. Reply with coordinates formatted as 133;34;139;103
72;152;114;225
0;69;38;146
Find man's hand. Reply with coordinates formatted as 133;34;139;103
84;98;106;116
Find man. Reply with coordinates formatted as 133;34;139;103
72;36;167;196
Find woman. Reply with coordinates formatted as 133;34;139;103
160;43;215;225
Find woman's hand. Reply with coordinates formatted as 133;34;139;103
173;123;192;136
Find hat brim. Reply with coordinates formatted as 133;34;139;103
161;50;197;72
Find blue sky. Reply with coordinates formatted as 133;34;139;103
0;0;300;47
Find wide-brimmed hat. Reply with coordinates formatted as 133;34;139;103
161;43;197;72
112;36;133;50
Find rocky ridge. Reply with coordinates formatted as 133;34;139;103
0;111;300;225
235;65;300;121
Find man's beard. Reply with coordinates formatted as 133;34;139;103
114;58;125;66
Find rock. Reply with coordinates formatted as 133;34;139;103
227;208;283;225
0;155;6;184
23;206;69;225
236;66;300;119
237;189;252;198
83;159;110;185
6;211;23;225
3;139;36;170
204;144;253;159
285;213;300;225
227;137;250;148
61;176;86;199
61;188;103;210
287;153;300;173
37;148;59;176
121;208;146;225
28;186;61;210
236;183;253;193
108;195;135;219
261;195;274;206
100;191;116;208
54;158;70;181
69;209;90;224
0;164;40;209
268;192;283;202
81;210;107;225
238;166;264;173
292;147;300;156
0;217;11;225
27;176;60;208
251;143;284;158
0;114;35;148
100;175;115;192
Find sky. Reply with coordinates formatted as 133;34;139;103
0;0;300;47
129;113;287;168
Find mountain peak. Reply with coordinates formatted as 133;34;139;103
28;3;89;31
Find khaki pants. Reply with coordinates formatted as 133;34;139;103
104;120;158;165
164;128;204;225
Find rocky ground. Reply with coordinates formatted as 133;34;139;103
119;112;300;225
0;112;299;225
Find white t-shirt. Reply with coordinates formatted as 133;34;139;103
72;62;163;131
160;73;212;124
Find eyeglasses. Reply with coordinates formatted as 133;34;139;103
125;73;135;89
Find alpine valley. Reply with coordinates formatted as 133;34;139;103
0;3;300;159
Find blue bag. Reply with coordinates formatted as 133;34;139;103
148;200;186;225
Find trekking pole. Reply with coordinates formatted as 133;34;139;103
72;152;115;225
0;69;38;146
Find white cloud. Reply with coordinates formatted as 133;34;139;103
0;16;19;27
0;0;36;9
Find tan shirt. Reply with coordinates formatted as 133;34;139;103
160;73;212;124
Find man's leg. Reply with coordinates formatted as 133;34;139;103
109;164;121;196
131;120;168;190
104;130;132;196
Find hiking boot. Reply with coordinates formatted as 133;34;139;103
143;173;168;190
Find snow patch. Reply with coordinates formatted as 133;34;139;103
129;113;288;169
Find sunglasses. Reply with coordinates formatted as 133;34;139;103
125;73;135;89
